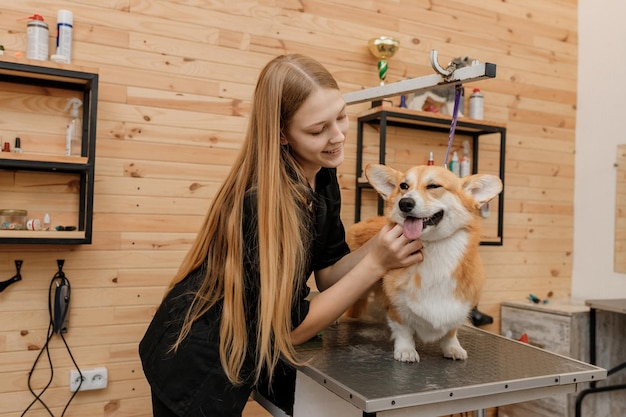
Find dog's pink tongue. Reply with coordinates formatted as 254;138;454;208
403;218;423;240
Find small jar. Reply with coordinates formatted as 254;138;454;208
27;218;42;231
0;209;28;230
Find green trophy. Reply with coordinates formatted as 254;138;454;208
368;36;400;85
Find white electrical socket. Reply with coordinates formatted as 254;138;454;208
69;367;108;392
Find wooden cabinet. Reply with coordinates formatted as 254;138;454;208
499;300;590;417
0;57;98;244
354;106;506;245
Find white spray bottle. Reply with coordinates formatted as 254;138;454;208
460;140;471;178
65;98;83;156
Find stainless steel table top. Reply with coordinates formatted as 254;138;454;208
295;320;606;413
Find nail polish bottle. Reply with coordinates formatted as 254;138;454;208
12;137;23;154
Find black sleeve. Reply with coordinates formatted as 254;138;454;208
311;168;351;271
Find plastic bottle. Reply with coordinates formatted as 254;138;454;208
468;88;484;120
460;140;471;177
43;213;51;231
449;151;460;176
56;10;73;64
427;151;434;166
26;14;49;61
65;98;83;156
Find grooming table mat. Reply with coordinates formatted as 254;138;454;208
295;320;606;413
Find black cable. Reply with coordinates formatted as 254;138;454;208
21;264;83;416
22;322;55;416
58;332;83;416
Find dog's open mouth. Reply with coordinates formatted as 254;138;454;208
403;210;444;240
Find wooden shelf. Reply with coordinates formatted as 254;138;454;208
0;152;88;164
0;230;85;244
0;55;98;84
358;106;507;131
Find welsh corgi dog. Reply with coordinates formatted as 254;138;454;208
347;164;502;362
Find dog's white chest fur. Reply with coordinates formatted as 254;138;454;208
387;232;472;343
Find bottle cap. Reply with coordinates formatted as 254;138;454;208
57;10;73;25
14;137;20;148
28;14;45;21
473;88;481;93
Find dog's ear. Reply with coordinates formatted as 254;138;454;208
462;174;503;207
365;164;401;200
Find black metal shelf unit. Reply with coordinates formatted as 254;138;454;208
0;60;98;244
355;107;506;246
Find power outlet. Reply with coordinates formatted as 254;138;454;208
69;367;108;392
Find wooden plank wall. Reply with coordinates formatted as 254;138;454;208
0;1;578;416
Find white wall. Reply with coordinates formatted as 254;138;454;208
572;0;626;299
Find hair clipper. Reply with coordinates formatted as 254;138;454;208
51;260;70;334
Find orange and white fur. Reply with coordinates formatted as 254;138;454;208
347;164;502;362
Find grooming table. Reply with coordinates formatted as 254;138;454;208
293;320;606;417
575;298;626;417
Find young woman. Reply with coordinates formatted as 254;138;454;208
139;54;423;417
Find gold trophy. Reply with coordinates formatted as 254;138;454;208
368;36;400;85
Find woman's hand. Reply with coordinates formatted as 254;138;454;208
292;222;423;345
368;222;423;273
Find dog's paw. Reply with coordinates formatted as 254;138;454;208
440;336;468;360
394;348;420;363
443;345;467;360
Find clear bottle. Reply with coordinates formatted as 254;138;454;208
468;88;484;120
65;98;83;156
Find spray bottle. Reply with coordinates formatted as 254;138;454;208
449;151;460;176
56;10;73;64
64;98;83;156
26;14;49;61
460;140;471;178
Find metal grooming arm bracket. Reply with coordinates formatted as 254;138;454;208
343;49;496;105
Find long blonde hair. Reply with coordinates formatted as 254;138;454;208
169;54;340;385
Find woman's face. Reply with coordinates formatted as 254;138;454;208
282;87;349;184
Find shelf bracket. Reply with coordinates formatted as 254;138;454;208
343;49;496;105
0;260;22;293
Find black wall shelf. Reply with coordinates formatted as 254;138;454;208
355;106;506;246
0;58;98;244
